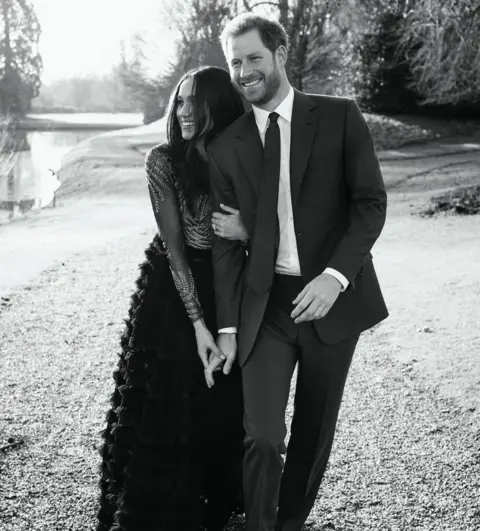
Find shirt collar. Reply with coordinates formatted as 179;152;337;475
252;85;294;134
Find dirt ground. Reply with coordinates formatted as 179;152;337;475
0;137;479;531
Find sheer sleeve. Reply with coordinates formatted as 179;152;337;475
145;147;203;323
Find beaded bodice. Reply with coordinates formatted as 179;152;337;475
145;144;213;322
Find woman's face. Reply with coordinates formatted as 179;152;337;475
176;78;196;141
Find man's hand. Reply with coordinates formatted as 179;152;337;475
194;319;225;370
204;333;237;388
291;273;342;324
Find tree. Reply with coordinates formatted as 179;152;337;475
117;35;168;122
399;0;480;106
0;0;43;116
350;0;423;113
164;0;346;92
242;0;343;91
121;0;349;122
121;0;240;123
162;0;240;69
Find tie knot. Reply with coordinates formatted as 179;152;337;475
269;112;279;124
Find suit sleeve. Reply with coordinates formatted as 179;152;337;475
327;99;387;285
207;144;246;330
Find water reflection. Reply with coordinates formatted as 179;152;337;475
0;128;96;221
0;113;143;223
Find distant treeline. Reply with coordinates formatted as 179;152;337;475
31;71;142;114
28;0;480;122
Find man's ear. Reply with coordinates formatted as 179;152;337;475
275;45;288;67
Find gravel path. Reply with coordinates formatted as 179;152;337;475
0;232;151;531
1;215;479;531
1;141;479;530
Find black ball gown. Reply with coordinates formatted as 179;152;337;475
96;144;244;531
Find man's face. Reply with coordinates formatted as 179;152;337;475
226;29;282;106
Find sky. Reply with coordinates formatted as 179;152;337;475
32;0;176;83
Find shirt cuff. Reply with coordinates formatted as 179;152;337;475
218;327;237;334
323;268;349;291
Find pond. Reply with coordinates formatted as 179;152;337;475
0;113;143;221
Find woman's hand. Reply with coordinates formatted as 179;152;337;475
193;319;225;371
204;354;224;388
212;204;249;244
205;333;237;388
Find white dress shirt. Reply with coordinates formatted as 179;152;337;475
218;86;348;334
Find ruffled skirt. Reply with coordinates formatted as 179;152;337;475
96;236;244;531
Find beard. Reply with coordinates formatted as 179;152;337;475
236;64;282;106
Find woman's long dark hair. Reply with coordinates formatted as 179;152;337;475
165;66;245;214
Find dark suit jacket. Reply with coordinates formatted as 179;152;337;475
207;90;389;366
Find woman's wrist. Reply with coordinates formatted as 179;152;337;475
192;316;207;332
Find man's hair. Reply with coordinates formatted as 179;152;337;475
220;13;290;56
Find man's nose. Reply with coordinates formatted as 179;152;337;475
240;63;253;79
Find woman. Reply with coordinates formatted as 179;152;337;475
96;66;248;531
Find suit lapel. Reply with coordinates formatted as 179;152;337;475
234;111;264;196
234;92;319;202
290;90;318;206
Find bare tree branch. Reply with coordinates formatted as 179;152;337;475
398;0;480;104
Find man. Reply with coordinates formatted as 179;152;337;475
206;13;389;531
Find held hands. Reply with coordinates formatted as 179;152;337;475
194;319;225;371
204;333;237;388
212;204;249;243
291;273;342;324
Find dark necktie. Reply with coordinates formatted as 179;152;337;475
247;111;281;294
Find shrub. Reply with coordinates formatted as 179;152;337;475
420;185;480;217
355;10;420;114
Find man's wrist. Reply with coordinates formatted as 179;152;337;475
323;268;349;292
218;327;237;334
